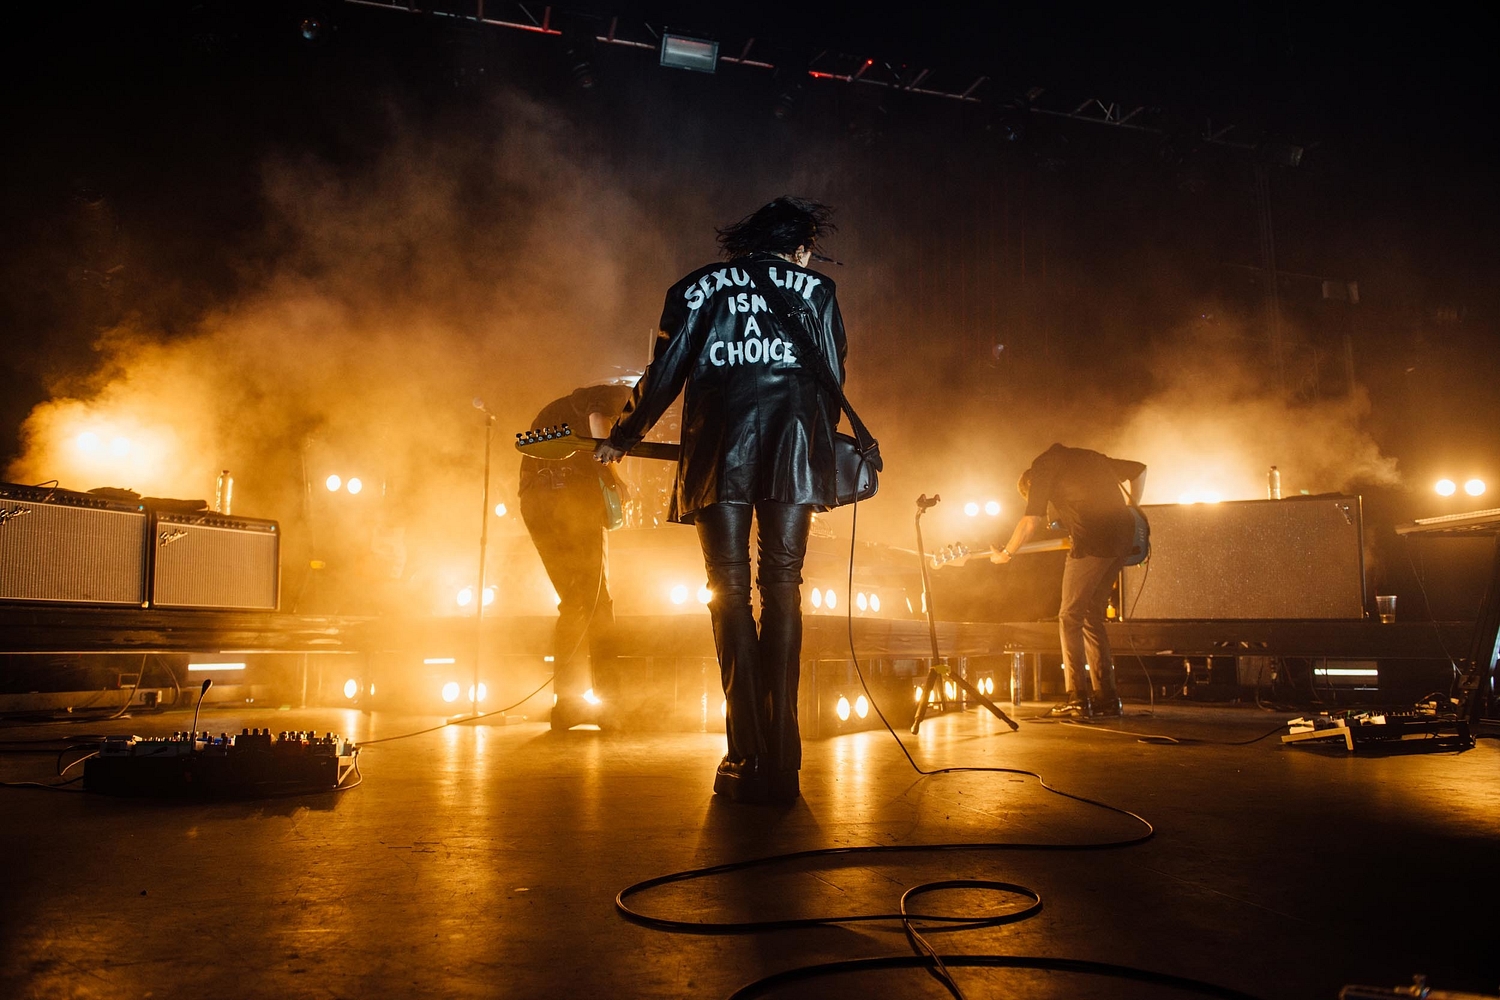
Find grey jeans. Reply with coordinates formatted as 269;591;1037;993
1058;552;1127;704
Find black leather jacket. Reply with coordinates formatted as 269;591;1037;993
608;252;847;523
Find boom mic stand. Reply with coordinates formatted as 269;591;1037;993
910;494;1019;735
472;398;496;719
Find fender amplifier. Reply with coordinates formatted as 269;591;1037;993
150;511;280;610
0;483;149;605
1121;496;1365;620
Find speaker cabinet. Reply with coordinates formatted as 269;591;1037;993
1122;497;1365;620
0;484;149;605
150;512;280;610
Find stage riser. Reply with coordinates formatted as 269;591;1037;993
1123;497;1366;620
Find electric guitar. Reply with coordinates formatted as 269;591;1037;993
929;537;1070;569
514;424;680;462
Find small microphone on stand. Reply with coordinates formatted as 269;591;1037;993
916;494;941;511
191;678;213;740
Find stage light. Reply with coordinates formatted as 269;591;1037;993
856;592;868;611
369;684;376;696
984;500;1001;516
482;587;495;606
697;585;712;604
76;431;99;452
456;587;474;607
441;681;460;703
914;684;924;704
811;588;823;609
824;589;837;609
835;695;851;722
944;680;957;699
494;503;508;517
347;477;363;494
188;662;245;671
326;474;341;492
468;683;488;702
424;657;456;665
854;695;869;719
870;594;881;612
343;678;357;699
1435;479;1457;496
669;584;689;605
964;502;980;516
660;32;718;73
1465;478;1486;496
108;436;130;456
582;688;602;706
720;698;727;718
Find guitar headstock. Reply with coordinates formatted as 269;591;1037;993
930;542;974;569
515;423;589;460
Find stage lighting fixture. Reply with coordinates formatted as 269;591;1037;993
468;683;488;702
188;662;245;671
560;17;599;89
347;477;363;494
494;503;507;517
343;678;358;699
856;592;868;611
456;587;474;607
1465;478;1486;496
913;685;924;704
660;32;718;73
441;681;460;703
824;588;837;609
984;500;1001;516
108;436;131;457
482;587;495;606
944;680;957;699
582;688;602;706
810;588;823;609
771;60;809;120
869;594;881;613
369;684;376;696
325;474;342;492
964;501;980;516
854;695;869;719
76;431;99;452
424;657;456;665
835;695;851;722
669;584;689;605
1435;479;1457;497
720;699;727;718
697;585;712;604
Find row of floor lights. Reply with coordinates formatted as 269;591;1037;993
1435;478;1486;497
834;694;870;722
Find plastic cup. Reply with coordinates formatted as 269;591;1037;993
1376;595;1396;624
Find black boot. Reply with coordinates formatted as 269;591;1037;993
713;755;769;803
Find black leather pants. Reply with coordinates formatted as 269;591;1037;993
695;501;813;770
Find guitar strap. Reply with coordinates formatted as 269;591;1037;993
751;261;879;458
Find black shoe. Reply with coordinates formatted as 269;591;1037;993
713;755;770;803
765;768;800;803
1093;697;1124;718
1046;700;1094;720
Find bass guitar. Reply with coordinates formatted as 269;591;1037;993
928;537;1070;569
514;424;680;462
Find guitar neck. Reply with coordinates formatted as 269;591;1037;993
1015;537;1070;554
577;436;681;462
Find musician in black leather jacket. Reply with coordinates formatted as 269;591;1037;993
596;197;846;803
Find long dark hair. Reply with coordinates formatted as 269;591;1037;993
716;196;835;259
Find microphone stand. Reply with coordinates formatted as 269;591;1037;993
910;494;1018;735
473;399;496;719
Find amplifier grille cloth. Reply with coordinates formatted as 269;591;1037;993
153;523;278;610
0;501;148;604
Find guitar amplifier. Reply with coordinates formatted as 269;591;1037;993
0;483;149;605
1121;496;1365;620
150;511;280;610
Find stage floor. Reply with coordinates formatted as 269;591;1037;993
2;702;1497;999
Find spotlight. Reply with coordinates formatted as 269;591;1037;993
1435;479;1457;497
835;695;851;722
582;688;602;706
482;587;495;606
913;685;924;704
944;680;957;699
456;587;474;607
441;681;460;703
810;588;823;609
984;500;1001;516
347;477;363;494
869;594;881;613
964;502;980;516
856;592;868;612
697;585;712;604
771;60;809;120
824;589;837;609
854;694;869;719
468;683;488;702
76;432;99;453
494;503;508;517
369;684;376;696
669;584;689;605
108;436;130;457
560;17;599;89
660;32;718;73
343;678;358;699
326;474;342;492
1465;478;1486;497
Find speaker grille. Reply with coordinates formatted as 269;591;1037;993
152;517;279;610
0;499;148;605
1122;497;1365;620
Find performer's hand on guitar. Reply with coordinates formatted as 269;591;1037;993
594;440;627;464
988;545;1012;565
